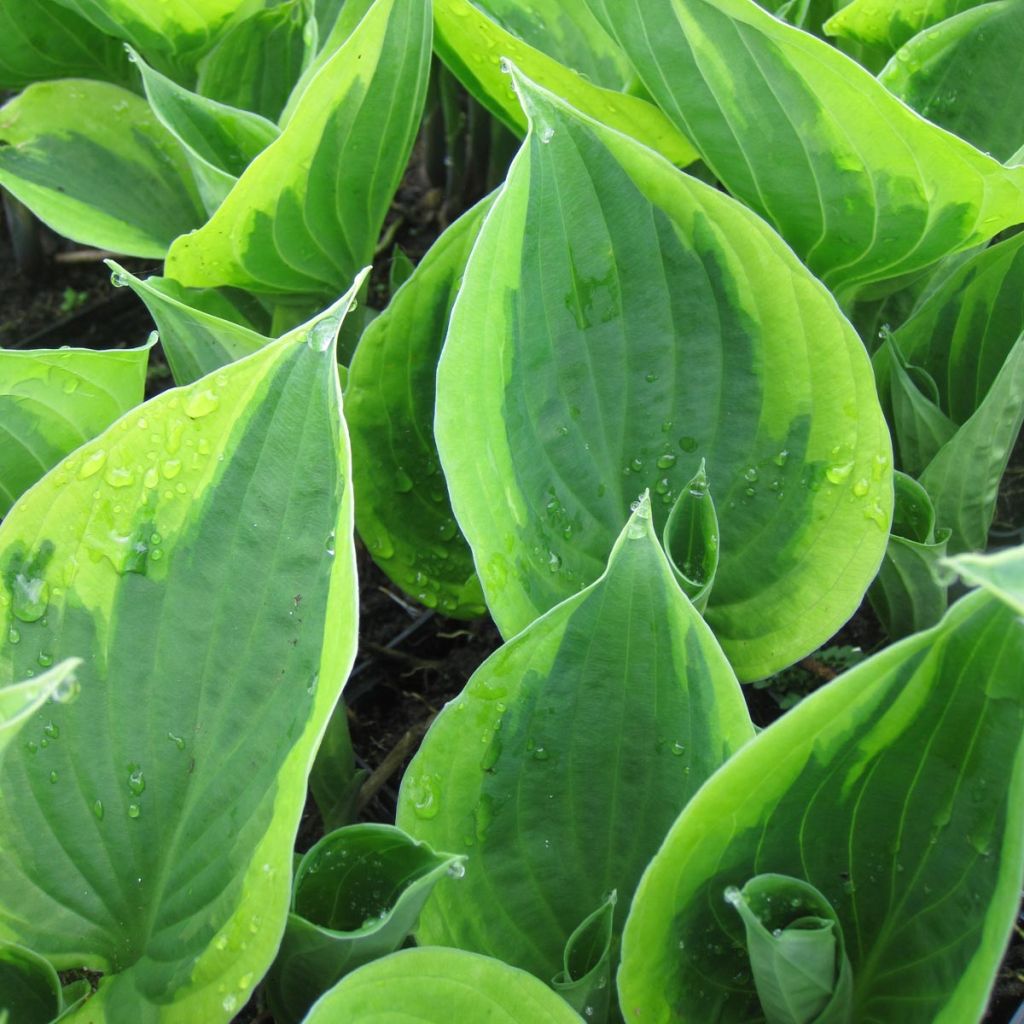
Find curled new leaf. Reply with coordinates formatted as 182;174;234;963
0;941;61;1024
662;459;719;612
552;890;617;1023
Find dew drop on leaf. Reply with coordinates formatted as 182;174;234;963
184;389;219;419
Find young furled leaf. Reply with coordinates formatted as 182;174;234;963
436;66;892;679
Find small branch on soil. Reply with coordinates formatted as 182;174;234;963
54;248;121;264
364;641;444;672
357;714;436;813
798;656;839;682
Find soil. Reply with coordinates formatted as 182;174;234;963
2;181;1022;1023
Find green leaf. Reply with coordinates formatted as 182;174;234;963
552;891;617;1023
883;335;958;476
0;941;62;1024
824;0;990;55
724;874;853;1024
875;226;1024;426
347;197;493;618
309;701;367;833
662;459;719;613
266;824;462;1024
0;80;205;258
397;497;753;988
879;2;1024;163
302;947;585;1023
0;341;152;518
868;472;951;638
165;0;431;299
49;0;263;81
0;0;130;89
0;277;364;1021
107;263;272;386
436;67;893;679
433;0;699;168
920;331;1024;552
947;543;1024;614
583;0;1024;299
619;588;1024;1023
128;45;278;213
197;0;315;122
0;660;81;763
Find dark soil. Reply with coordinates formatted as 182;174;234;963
2;188;1022;1022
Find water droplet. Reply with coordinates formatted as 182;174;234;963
394;469;414;493
657;453;677;470
25;740;37;754
37;651;53;668
723;886;742;906
12;574;49;622
679;436;698;453
7;627;20;645
127;768;145;795
872;453;889;481
127;802;141;819
447;860;466;879
143;467;159;489
864;501;888;529
438;518;457;541
184;390;219;419
49;770;59;784
744;467;758;482
325;532;336;556
222;994;238;1013
826;462;854;485
162;459;182;480
167;732;186;750
105;466;134;489
43;721;59;740
78;450;107;479
92;800;104;820
539;125;555;144
410;776;440;819
645;371;658;383
53;674;80;704
215;935;228;951
630;457;644;473
852;478;869;497
547;551;562;573
532;746;550;761
670;742;685;756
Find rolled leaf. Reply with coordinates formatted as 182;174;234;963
0;0;130;89
920;331;1024;552
433;0;698;168
583;0;1024;299
266;824;463;1024
825;0;991;54
662;459;719;613
619;588;1024;1023
0;941;61;1024
725;874;853;1024
302;947;585;1023
346;196;493;618
947;543;1024;614
0;80;204;258
309;701;367;833
0;278;363;1020
397;497;754;987
107;263;271;386
165;0;431;299
196;0;315;122
0;660;81;763
436;66;893;679
879;2;1024;163
868;472;951;638
0;341;151;517
552;891;617;1023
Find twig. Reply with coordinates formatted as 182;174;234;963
357;714;436;812
54;248;121;265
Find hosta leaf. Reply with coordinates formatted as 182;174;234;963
50;0;262;81
876;226;1024;425
308;701;367;833
0;341;151;518
824;0;991;54
947;544;1024;614
868;472;951;638
0;277;364;1022
583;0;1024;299
0;941;61;1024
397;498;754;988
0;0;130;89
197;0;315;123
108;264;271;387
662;460;719;613
433;0;698;168
266;824;462;1024
552;891;617;1023
619;588;1024;1023
303;947;585;1023
0;81;204;259
920;331;1024;552
436;67;893;679
346;197;493;618
724;874;853;1024
165;0;431;299
0;660;80;763
879;2;1024;163
128;46;278;213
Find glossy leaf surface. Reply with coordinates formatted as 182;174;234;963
302;947;584;1023
267;824;461;1024
879;2;1024;163
583;0;1024;298
619;589;1024;1023
0;284;362;1022
0;0;129;89
397;499;753;987
433;0;698;167
165;0;431;299
0;342;151;518
0;81;204;258
346;197;493;619
436;69;892;678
